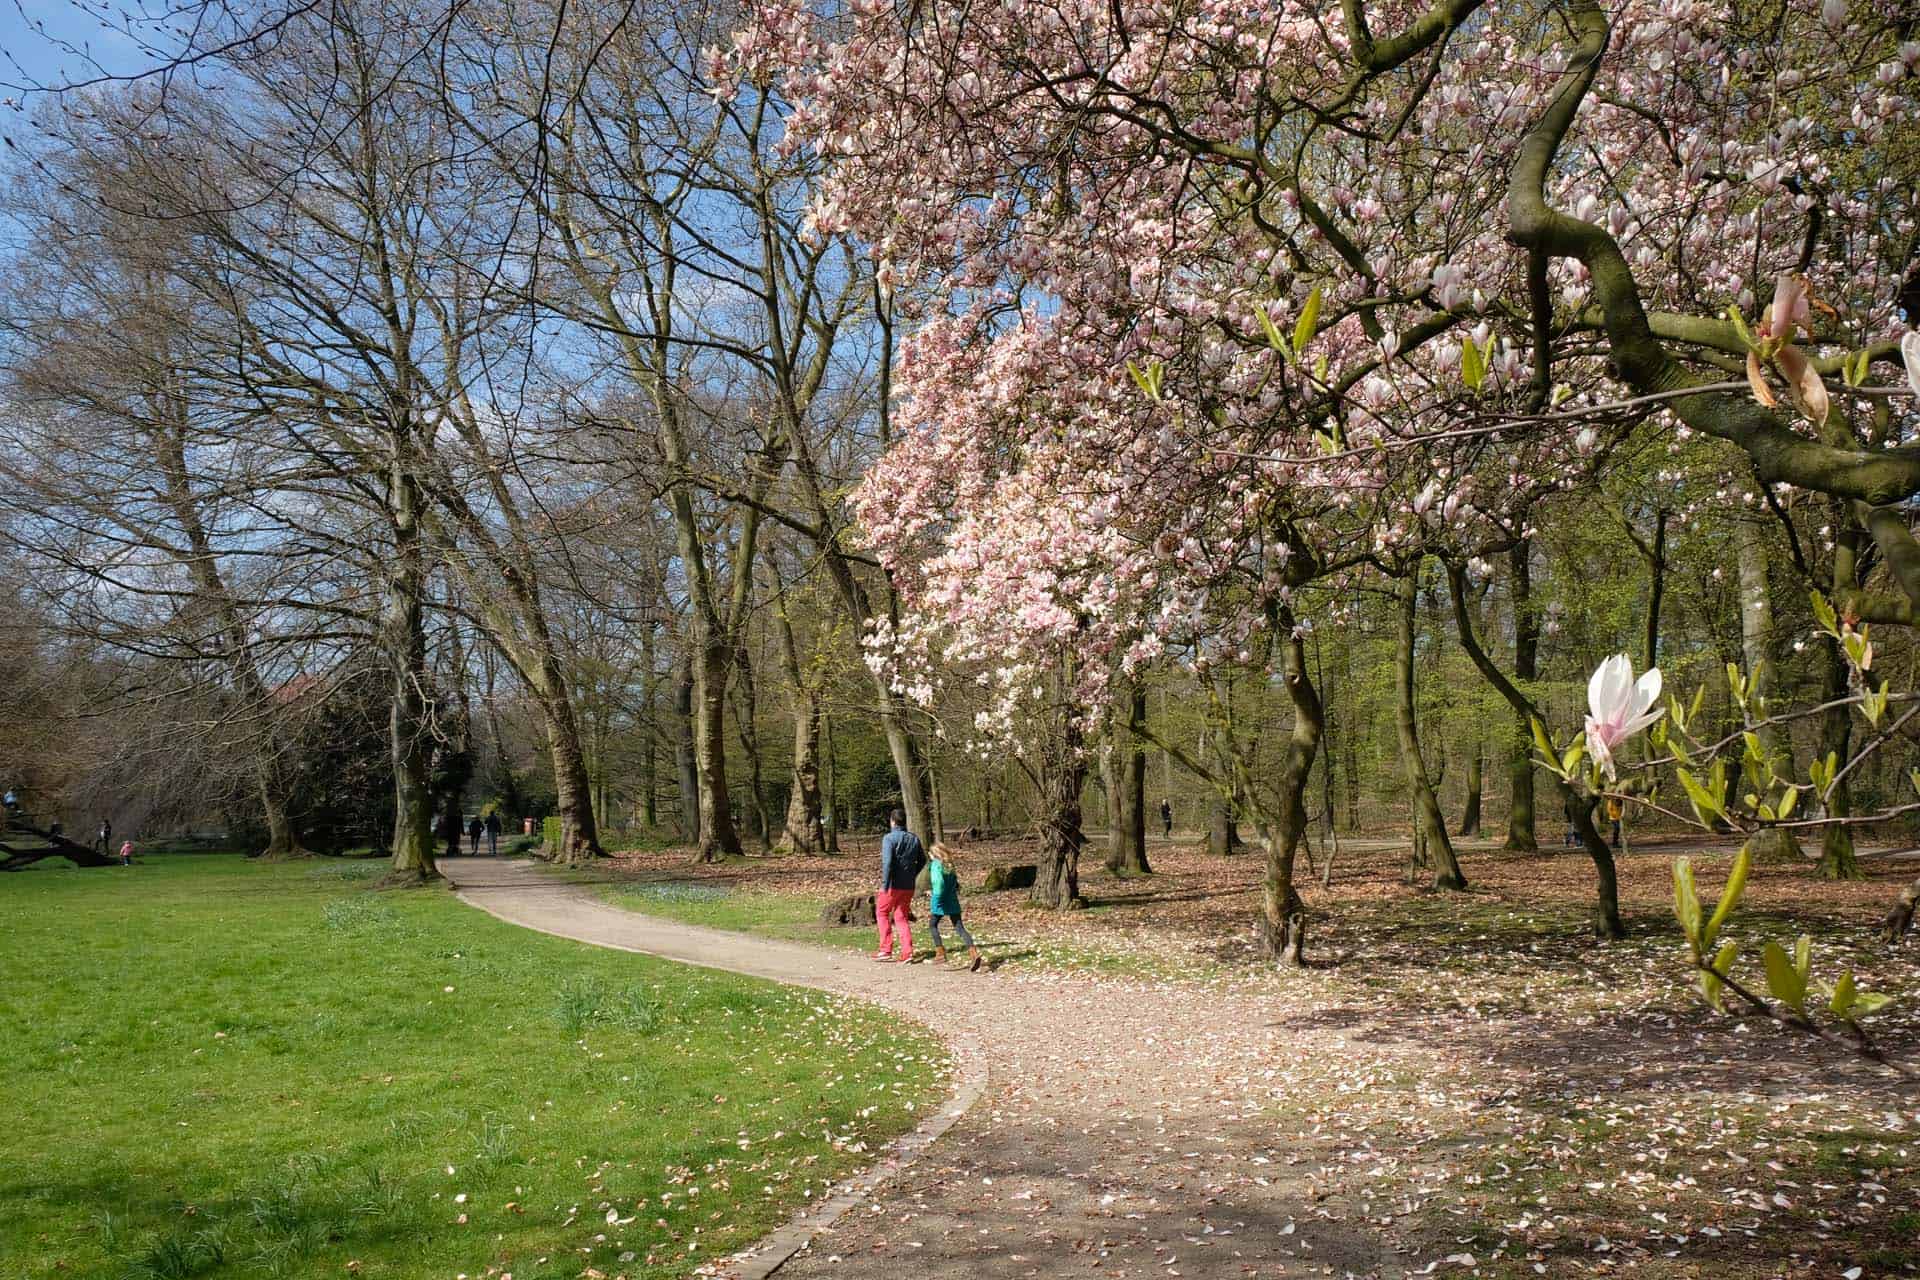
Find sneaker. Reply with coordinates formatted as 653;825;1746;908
870;951;893;961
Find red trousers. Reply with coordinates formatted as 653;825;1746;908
875;888;913;957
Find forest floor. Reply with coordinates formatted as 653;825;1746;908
550;830;1920;1279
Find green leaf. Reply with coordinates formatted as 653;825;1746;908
1688;684;1707;724
1775;786;1798;821
1809;590;1838;636
1312;353;1329;383
1701;940;1739;1012
1809;752;1835;797
1829;970;1857;1018
1461;334;1485;392
1257;307;1289;357
1762;940;1807;1012
1293;286;1322;357
1704;843;1750;949
1793;933;1811;983
1126;359;1164;402
1727;661;1748;707
1677;767;1724;825
1726;303;1755;348
1560;738;1586;778
1861;684;1888;727
1910;767;1920;799
1849;991;1894;1018
1673;856;1703;949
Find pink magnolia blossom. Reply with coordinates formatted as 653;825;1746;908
1585;654;1664;781
1748;273;1829;425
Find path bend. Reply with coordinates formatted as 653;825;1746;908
441;857;1397;1280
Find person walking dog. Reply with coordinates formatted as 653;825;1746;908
871;809;925;963
927;843;984;971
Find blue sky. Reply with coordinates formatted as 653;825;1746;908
1;1;165;91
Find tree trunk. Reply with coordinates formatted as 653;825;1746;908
154;418;309;858
1642;508;1667;671
691;642;743;862
1459;742;1483;836
1569;786;1626;939
1253;619;1323;966
539;672;606;864
674;657;700;844
1395;567;1467;890
1505;540;1539;851
774;603;824;854
1105;684;1151;876
258;786;306;859
1737;516;1802;865
822;709;841;853
641;623;659;829
1208;796;1241;856
383;459;436;886
1032;699;1086;910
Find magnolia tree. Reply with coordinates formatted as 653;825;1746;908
723;0;1920;954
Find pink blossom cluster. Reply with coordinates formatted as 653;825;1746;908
716;0;1920;743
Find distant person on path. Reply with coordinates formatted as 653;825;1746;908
439;810;463;859
118;839;133;866
1160;799;1172;838
926;843;983;971
466;815;483;855
1562;792;1580;847
484;811;501;856
97;817;113;855
2;787;19;815
871;808;925;963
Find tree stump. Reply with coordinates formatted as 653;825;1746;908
979;864;1037;892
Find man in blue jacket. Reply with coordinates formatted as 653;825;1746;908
873;808;925;962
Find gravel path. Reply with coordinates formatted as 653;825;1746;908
442;857;1404;1280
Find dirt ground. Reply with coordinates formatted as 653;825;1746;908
586;830;1919;1278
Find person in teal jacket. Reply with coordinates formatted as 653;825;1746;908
926;843;983;971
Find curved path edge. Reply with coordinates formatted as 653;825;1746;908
437;857;989;1280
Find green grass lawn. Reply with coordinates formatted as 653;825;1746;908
0;856;946;1280
601;881;875;952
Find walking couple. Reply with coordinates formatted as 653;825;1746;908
873;809;983;972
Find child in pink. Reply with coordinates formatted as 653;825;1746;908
118;840;133;866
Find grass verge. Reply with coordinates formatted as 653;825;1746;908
1;855;945;1280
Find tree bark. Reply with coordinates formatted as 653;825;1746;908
1395;567;1468;890
383;457;437;886
732;636;771;850
774;600;824;854
537;668;604;864
691;641;742;861
1105;684;1151;875
1505;540;1539;851
674;656;700;844
1253;617;1323;965
641;623;659;829
822;709;841;853
1032;689;1086;910
1569;787;1627;939
1459;742;1483;836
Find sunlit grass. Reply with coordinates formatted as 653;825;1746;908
0;856;944;1279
